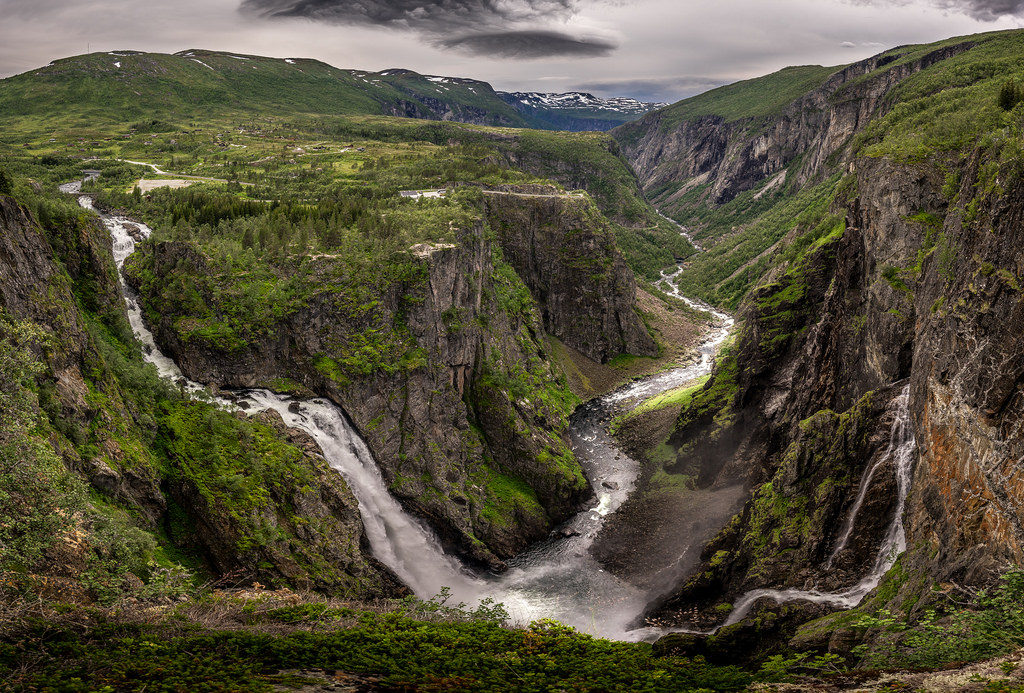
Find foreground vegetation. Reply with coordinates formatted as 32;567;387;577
1;592;754;692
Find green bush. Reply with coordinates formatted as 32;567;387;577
998;79;1023;111
2;612;754;692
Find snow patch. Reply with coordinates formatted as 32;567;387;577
285;59;296;64
190;59;215;71
503;91;665;115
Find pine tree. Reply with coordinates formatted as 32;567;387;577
998;79;1022;111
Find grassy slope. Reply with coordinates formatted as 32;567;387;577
623;29;1024;309
658;64;841;128
0;49;528;135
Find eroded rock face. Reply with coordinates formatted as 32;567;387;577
649;140;1024;645
645;156;951;621
907;149;1024;585
127;191;651;569
0;195;398;599
617;43;973;208
483;186;657;363
0;196;165;517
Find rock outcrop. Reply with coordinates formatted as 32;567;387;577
482;186;657;363
617;43;973;208
645;141;1024;648
126;188;652;569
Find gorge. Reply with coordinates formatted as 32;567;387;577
5;25;1024;692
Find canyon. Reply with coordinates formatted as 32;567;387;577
5;27;1024;690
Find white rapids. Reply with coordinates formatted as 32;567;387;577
81;187;914;643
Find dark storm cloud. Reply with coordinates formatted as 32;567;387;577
935;0;1024;19
440;30;615;58
852;0;1024;20
239;0;615;58
240;0;577;31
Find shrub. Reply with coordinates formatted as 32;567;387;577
998;79;1023;111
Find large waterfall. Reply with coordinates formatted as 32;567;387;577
86;192;910;641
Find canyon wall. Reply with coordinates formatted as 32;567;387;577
127;188;654;569
0;194;400;597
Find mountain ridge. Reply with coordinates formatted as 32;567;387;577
0;48;660;133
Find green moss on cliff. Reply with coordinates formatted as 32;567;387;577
667;175;843;310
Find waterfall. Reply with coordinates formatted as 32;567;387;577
236;391;484;599
82;194;740;640
716;384;915;629
79;196;483;601
88;190;905;641
827;386;912;567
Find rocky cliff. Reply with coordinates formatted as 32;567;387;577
0;192;399;599
617;42;974;210
482;186;657;362
644;143;1024;652
625;32;1024;657
126;187;653;569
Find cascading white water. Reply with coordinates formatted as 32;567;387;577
79;194;484;600
89;188;909;642
715;384;915;629
657;211;703;252
82;193;740;640
236;390;486;600
826;387;912;567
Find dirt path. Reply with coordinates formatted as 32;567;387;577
117;158;252;186
482;190;586;200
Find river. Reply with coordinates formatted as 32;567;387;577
82;193;913;644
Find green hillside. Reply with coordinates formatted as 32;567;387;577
0;49;528;134
618;28;1024;309
658;64;842;127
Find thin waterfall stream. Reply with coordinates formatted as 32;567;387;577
84;192;911;642
634;384;916;639
718;385;915;628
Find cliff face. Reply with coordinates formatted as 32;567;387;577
617;43;973;208
127;189;651;569
0;194;398;598
907;150;1024;584
482;186;657;363
648;141;1024;643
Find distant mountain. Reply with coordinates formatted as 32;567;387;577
499;91;666;131
0;49;654;133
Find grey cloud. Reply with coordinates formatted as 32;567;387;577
239;0;618;59
850;0;1024;20
439;30;615;58
240;0;578;32
935;0;1024;20
575;75;730;102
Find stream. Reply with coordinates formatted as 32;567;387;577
81;192;912;643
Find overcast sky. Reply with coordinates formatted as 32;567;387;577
1;0;1021;102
